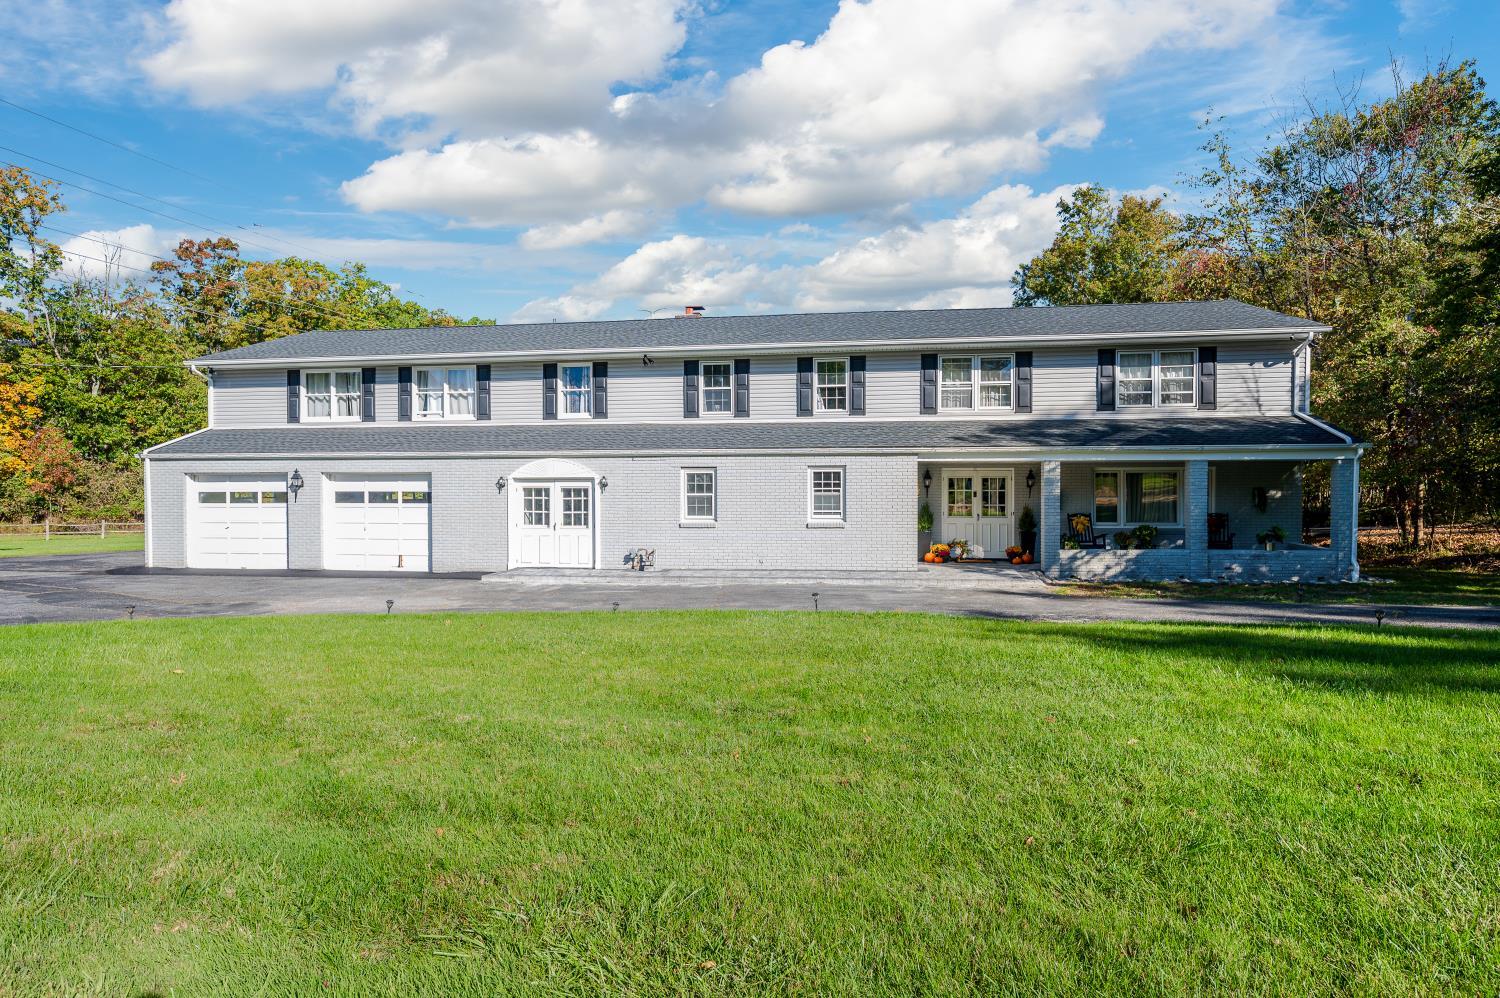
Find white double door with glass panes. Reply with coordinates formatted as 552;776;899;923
325;475;431;572
511;480;595;568
940;468;1012;559
188;476;288;569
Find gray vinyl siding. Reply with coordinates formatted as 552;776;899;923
145;453;915;573
205;340;1300;427
210;368;285;426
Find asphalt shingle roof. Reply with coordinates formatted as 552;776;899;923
147;417;1352;458
193;300;1325;364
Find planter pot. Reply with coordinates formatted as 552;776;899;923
918;530;933;559
1262;542;1277;552
1019;530;1037;556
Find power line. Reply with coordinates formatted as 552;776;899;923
2;159;306;261
0;141;327;261
41;261;291;341
42;222;366;328
0;96;222;189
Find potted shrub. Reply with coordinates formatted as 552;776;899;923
1256;524;1286;551
1017;505;1037;556
1113;530;1134;550
917;502;934;559
1131;524;1158;549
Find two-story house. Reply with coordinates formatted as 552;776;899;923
142;299;1364;582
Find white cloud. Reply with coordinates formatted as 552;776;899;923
519;211;650;250
143;0;687;137
511;182;1078;319
145;0;1285;230
58;223;180;280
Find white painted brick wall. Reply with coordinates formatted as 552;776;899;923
146;454;917;573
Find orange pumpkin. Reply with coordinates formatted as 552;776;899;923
1022;553;1034;564
1011;557;1021;565
922;552;935;563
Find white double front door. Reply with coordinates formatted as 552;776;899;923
939;467;1013;559
511;479;595;568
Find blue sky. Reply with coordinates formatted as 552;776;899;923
1;0;1495;324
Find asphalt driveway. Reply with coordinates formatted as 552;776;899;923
1;552;1496;629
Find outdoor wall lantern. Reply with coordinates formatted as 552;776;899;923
599;476;609;491
288;469;304;501
495;476;506;493
922;469;932;495
1025;468;1036;495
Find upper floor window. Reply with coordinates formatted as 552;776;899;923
304;370;360;421
1118;349;1196;408
940;355;1013;411
816;359;847;413
560;363;592;418
415;367;476;419
701;361;732;414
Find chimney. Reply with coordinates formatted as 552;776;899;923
681;305;705;317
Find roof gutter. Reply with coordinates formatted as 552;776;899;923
188;325;1332;370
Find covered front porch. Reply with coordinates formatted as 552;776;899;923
915;454;1361;583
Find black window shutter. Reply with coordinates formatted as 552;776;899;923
796;357;814;417
1014;351;1032;413
849;355;866;416
920;353;938;414
542;363;557;420
1198;346;1217;410
286;369;301;423
592;361;608;419
683;360;699;418
397;366;412;421
1096;348;1116;412
361;367;376;422
475;364;491;420
733;358;750;418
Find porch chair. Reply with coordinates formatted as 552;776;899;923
1207;514;1234;550
1065;513;1107;549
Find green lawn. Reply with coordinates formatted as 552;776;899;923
1061;565;1500;606
0;531;143;558
2;612;1497;996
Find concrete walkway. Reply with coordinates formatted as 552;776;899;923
0;552;1496;629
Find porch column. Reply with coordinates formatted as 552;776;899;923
1039;459;1061;575
1330;455;1360;581
1185;459;1209;579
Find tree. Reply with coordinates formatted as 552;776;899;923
1012;185;1183;306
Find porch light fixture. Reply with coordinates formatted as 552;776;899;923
599;476;609;490
922;469;932;495
495;476;506;493
288;469;304;500
1025;469;1036;495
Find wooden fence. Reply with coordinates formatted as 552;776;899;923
0;519;145;538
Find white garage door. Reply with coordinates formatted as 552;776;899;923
325;476;431;572
188;477;289;569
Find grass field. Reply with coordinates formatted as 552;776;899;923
2;612;1497;996
0;531;143;558
1060;564;1500;606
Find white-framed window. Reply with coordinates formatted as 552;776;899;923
522;486;550;526
559;363;592;418
701;361;732;415
682;468;717;521
1116;349;1196;408
1092;467;1181;527
304;369;361;421
808;467;845;521
940;355;1014;411
414;366;476;419
1117;352;1155;408
560;486;590;527
815;358;848;413
1158;349;1196;406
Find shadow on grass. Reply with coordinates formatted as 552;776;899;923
1006;621;1500;696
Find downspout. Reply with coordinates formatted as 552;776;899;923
187;363;213;428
